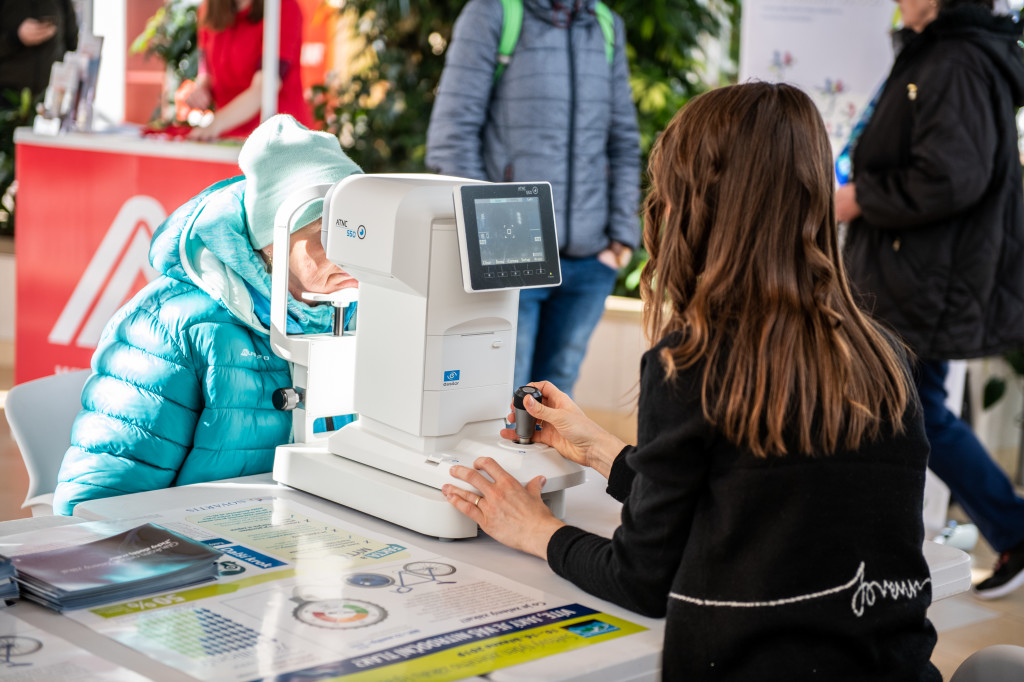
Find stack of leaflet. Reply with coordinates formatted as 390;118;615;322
0;557;17;603
5;524;221;612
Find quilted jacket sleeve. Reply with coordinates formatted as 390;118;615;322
424;0;502;179
855;53;998;229
604;13;641;250
53;283;203;515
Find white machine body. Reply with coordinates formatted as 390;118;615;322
268;184;358;444
272;174;584;539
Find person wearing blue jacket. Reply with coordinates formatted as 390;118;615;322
425;0;641;396
53;114;362;515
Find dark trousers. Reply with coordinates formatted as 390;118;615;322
917;359;1024;552
514;255;617;397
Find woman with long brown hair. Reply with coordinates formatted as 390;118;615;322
444;82;940;679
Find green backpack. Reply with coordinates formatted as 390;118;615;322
494;0;616;82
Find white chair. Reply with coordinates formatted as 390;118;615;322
3;370;91;516
951;645;1024;682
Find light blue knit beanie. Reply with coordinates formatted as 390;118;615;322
239;114;362;250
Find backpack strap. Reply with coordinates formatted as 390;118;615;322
594;1;615;66
495;0;524;82
495;0;614;84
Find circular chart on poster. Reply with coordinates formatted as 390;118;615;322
293;599;388;629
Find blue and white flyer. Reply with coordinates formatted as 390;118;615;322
45;497;648;682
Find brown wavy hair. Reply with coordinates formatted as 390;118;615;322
200;0;264;32
640;82;911;457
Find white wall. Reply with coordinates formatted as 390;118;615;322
92;1;126;128
967;357;1024;482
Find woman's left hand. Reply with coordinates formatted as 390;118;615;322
443;457;565;560
835;183;862;223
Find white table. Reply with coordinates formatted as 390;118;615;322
5;474;663;682
0;473;972;681
924;538;973;601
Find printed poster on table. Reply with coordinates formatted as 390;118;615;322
0;611;148;681
738;0;897;159
0;498;646;681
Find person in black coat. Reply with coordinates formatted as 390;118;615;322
443;82;941;681
0;0;79;100
836;0;1024;600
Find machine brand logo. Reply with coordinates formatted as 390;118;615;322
340;217;366;240
49;196;165;348
442;370;460;387
241;348;272;361
516;185;540;195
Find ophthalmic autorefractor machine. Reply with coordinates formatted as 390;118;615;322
269;174;585;539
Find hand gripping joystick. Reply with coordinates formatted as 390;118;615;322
512;386;543;444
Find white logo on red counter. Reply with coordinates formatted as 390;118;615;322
48;196;166;348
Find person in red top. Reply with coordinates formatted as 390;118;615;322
186;0;312;140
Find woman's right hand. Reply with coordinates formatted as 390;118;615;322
501;381;626;480
185;83;212;111
18;18;57;46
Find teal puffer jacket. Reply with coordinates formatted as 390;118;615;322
54;177;343;515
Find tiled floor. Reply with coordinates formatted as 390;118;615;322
929;506;1024;677
0;366;1021;678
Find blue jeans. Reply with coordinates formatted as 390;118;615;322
514;256;618;396
916;359;1024;552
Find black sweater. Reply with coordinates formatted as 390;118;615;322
547;337;940;680
0;0;79;97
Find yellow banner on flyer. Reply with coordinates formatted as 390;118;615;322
271;606;647;682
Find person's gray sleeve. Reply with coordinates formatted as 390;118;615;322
425;0;502;180
855;60;997;229
604;14;641;250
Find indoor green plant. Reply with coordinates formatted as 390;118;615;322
130;0;201;122
0;87;38;236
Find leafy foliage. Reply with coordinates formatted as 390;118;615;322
312;1;466;173
608;0;739;157
130;0;201;83
606;0;741;296
983;349;1024;410
0;88;38;235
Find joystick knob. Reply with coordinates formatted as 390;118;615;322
273;387;303;411
513;386;542;444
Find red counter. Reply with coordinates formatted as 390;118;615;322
13;129;242;383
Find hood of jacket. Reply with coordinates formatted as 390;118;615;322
149;176;334;336
922;5;1024;107
524;0;600;27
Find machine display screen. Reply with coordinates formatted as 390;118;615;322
456;183;561;292
476;196;544;266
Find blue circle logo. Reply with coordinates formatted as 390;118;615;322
357;225;366;239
